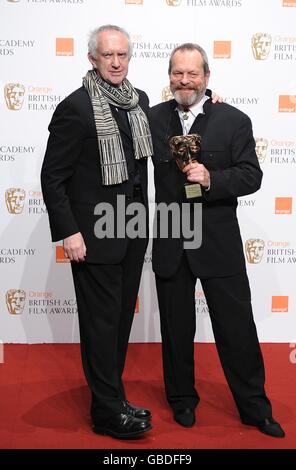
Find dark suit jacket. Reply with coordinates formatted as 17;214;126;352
41;86;149;264
149;94;263;279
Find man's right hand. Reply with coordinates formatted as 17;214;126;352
63;232;86;262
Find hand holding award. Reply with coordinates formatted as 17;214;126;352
169;133;202;200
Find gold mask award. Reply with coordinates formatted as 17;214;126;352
169;134;202;200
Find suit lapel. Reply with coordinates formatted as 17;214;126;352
188;98;212;136
167;101;183;140
189;114;204;135
187;100;212;164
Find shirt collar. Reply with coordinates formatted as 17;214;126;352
176;94;210;117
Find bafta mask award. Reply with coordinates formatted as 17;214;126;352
169;133;202;200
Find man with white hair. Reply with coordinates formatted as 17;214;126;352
41;25;152;439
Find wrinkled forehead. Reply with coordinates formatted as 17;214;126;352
96;30;129;52
171;49;204;71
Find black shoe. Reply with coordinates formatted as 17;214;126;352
92;413;152;439
123;400;152;421
257;418;285;438
173;408;195;428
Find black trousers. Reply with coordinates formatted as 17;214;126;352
71;233;147;421
155;254;272;424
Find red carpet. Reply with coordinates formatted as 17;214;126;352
0;343;295;449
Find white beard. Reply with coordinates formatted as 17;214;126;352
172;89;204;107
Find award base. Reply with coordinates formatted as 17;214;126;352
184;183;202;200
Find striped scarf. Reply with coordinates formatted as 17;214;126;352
83;69;153;186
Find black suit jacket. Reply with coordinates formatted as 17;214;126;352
149;95;263;279
41;86;149;263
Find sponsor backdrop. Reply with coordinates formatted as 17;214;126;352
1;0;295;343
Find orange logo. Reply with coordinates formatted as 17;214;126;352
56;38;74;57
213;41;231;59
278;95;296;112
283;0;296;6
272;296;289;312
275;197;293;214
56;245;70;263
135;296;139;313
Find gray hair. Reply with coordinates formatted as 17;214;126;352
88;25;133;59
168;43;210;75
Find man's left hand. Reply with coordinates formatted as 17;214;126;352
212;91;223;103
183;162;210;189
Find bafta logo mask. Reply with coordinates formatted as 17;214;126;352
4;83;25;110
251;33;272;60
162;86;173;102
170;134;202;200
255;138;268;163
6;289;26;315
5;188;26;214
169;134;201;170
245;239;265;264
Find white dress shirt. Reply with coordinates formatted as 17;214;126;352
177;94;211;191
177;94;210;135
